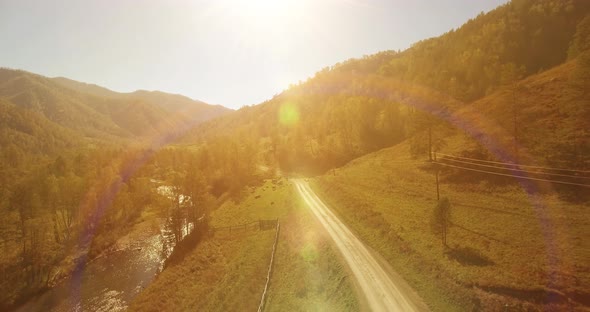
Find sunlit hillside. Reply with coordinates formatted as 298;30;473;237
181;0;590;174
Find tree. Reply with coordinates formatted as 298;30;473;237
182;164;210;233
431;197;452;247
167;172;187;244
409;108;448;160
500;62;525;159
568;15;590;59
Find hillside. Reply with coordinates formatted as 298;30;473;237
52;77;230;122
360;0;590;102
0;69;129;140
180;0;590;174
311;138;589;311
0;68;230;144
0;67;232;193
446;57;590;170
300;56;590;310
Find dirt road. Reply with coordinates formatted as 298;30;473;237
293;179;428;312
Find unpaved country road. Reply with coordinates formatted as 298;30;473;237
293;179;429;312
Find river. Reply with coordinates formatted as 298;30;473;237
17;184;191;312
17;221;166;312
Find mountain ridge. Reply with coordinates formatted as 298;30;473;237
0;67;231;144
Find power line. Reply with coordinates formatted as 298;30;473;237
435;162;590;188
439;157;590;180
436;152;590;174
387;160;429;164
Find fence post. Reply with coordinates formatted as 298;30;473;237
257;220;280;312
436;169;440;202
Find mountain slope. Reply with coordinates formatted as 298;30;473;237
1;68;231;144
448;56;590;169
0;69;130;140
180;0;590;174
311;138;589;311
0;98;83;165
52;77;231;123
376;0;590;102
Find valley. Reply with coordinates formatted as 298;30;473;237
1;0;589;311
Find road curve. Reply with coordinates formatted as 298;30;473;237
293;179;426;312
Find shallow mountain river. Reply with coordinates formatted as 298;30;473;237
17;220;168;312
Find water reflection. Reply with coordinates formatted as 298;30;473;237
18;183;196;312
18;228;167;312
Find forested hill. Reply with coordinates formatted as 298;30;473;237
52;77;229;123
0;68;230;149
0;67;231;200
180;0;590;173
330;0;590;103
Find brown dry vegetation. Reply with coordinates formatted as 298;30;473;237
128;231;273;311
312;140;590;311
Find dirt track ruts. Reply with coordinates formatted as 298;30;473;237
293;179;428;312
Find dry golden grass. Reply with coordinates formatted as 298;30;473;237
129;178;359;311
313;141;590;311
128;231;273;312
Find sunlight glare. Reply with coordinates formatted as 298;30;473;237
279;102;300;127
224;0;299;20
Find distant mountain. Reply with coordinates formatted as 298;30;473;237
0;69;130;140
51;77;120;99
0;68;230;144
0;67;233;183
0;97;83;160
52;77;229;122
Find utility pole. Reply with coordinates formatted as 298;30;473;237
512;85;519;161
434;152;440;201
436;169;440;201
428;125;433;162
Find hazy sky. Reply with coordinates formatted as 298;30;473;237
0;0;507;108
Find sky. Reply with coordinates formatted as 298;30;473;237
0;0;507;109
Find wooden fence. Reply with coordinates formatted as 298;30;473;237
209;218;280;311
257;220;280;312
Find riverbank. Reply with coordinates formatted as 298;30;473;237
14;208;164;312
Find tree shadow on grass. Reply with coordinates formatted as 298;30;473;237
445;246;494;266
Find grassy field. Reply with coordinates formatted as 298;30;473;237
312;141;590;311
128;230;274;311
129;178;359;311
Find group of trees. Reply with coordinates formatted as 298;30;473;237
378;0;590;102
184;74;433;174
0;146;165;307
141;135;261;248
0;103;257;309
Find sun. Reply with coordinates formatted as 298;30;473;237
246;0;290;17
224;0;301;20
